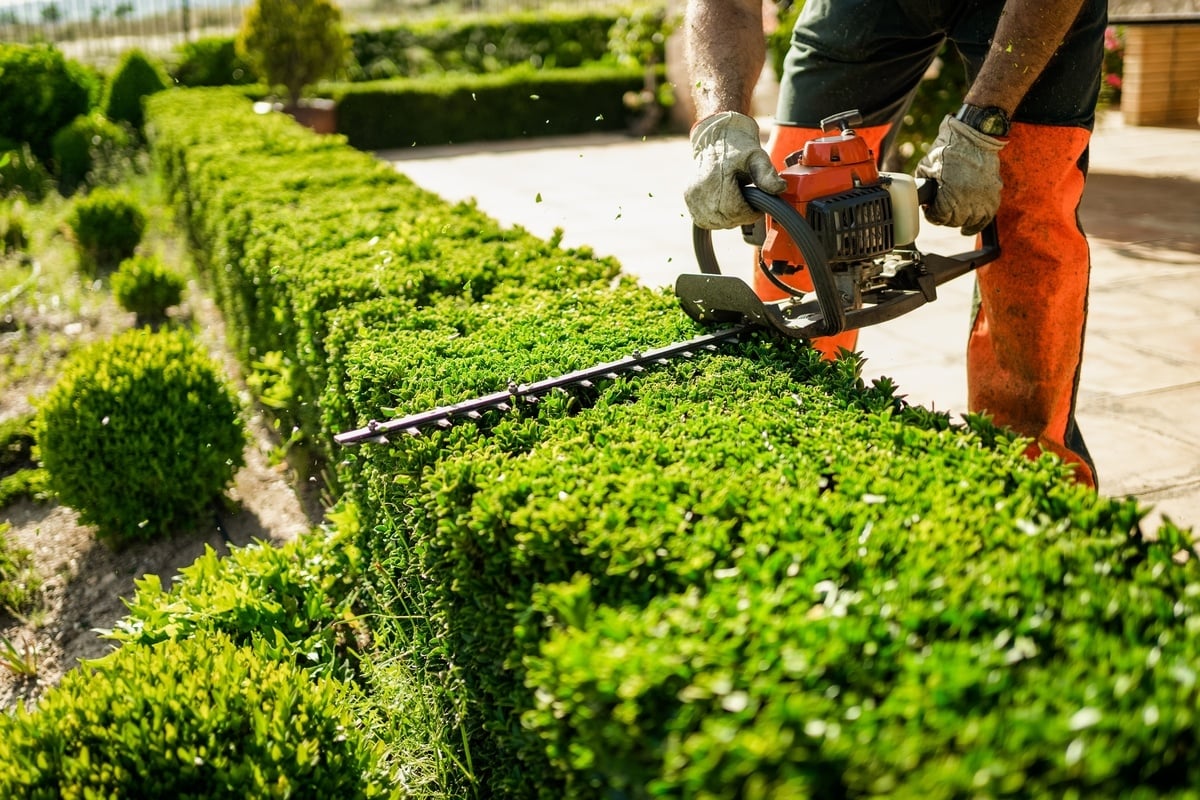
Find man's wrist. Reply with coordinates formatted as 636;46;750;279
954;103;1011;137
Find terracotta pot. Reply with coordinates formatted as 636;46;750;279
286;98;338;135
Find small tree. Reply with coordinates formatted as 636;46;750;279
236;0;348;109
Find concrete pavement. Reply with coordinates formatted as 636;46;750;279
379;111;1200;533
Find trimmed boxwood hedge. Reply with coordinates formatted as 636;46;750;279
147;87;618;441
332;65;649;150
338;281;1187;797
139;86;1200;800
168;9;667;149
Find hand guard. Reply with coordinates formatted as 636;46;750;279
685;111;787;230
915;115;1007;236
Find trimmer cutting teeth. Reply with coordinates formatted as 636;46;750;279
333;329;743;445
335;111;999;445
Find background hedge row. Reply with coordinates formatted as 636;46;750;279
148;86;619;444
170;10;644;87
141;87;1200;799
331;65;654;150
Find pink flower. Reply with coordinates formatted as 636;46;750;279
1104;27;1123;53
1105;73;1122;89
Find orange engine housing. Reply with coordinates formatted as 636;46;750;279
761;129;881;275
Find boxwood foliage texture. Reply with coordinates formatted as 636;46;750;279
352;284;1181;798
332;66;651;151
0;633;395;799
36;327;246;543
101;526;364;681
65;187;147;274
138;85;1200;799
146;87;618;442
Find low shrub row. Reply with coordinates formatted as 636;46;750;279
147;86;619;444
144;86;1200;799
332;65;654;150
163;6;670;148
169;9;658;87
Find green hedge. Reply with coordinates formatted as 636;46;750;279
141;86;1200;799
338;281;1190;797
170;10;650;86
333;65;648;150
0;633;393;798
146;87;619;444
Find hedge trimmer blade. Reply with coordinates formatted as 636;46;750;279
334;327;746;445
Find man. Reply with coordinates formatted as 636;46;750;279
683;0;1105;487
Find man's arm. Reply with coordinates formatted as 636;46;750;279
967;0;1089;115
681;0;787;229
917;0;1090;233
684;0;766;118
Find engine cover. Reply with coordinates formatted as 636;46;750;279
761;127;893;274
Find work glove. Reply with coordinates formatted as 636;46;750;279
915;115;1006;236
685;111;787;230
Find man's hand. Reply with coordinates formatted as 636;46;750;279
685;111;787;230
915;115;1007;236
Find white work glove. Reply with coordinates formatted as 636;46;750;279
915;115;1007;236
685;111;787;230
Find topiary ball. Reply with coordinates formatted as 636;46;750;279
112;253;186;324
102;48;170;134
0;633;393;798
65;187;146;274
50;112;135;195
36;327;246;544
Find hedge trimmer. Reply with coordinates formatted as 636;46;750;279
335;111;998;446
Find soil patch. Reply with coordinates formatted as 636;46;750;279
1;284;322;711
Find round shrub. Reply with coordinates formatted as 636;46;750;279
172;36;258;87
36;327;246;543
65;187;146;274
0;633;392;798
102;49;171;134
112;254;186;324
50;112;135;194
0;43;98;164
0;144;52;202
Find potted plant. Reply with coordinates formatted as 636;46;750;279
235;0;349;133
